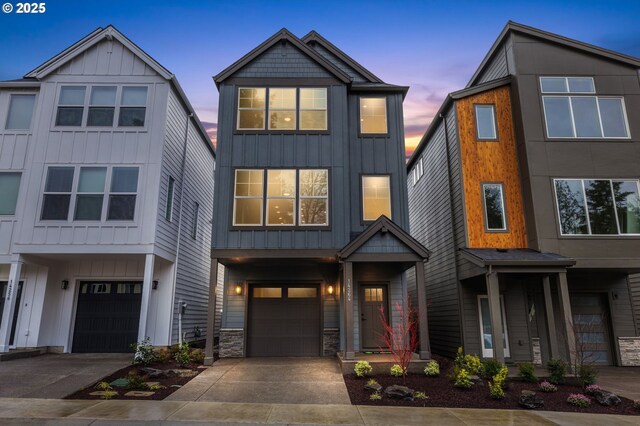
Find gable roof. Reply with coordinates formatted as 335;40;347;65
213;28;352;86
301;31;383;83
468;21;640;87
338;215;430;260
20;25;214;156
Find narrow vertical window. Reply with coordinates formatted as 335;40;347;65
233;169;264;225
74;167;106;220
0;172;22;215
482;183;507;231
360;97;387;134
118;87;147;126
299;169;328;225
583;180;617;234
474;105;497;140
165;176;175;222
56;86;85;126
107;167;139;220
299;88;327;130
87;86;116;126
268;88;296;130
237;88;266;130
362;175;391;221
612;181;640;234
554;180;589;235
41;167;74;220
266;169;296;225
192;202;200;239
5;94;35;130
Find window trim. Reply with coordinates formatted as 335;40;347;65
192;201;199;239
5;92;37;132
553;178;640;237
40;166;75;221
474;103;498;141
539;76;596;94
118;86;148;128
106;166;140;222
361;174;392;222
0;172;22;216
73;166;108;221
298;169;329;226
358;96;389;136
236;87;267;131
165;176;175;222
481;182;508;232
477;295;511;358
87;86;117;127
232;169;265;227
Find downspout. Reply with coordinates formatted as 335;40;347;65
168;112;194;346
440;111;466;351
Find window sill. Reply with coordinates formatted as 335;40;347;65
230;225;330;231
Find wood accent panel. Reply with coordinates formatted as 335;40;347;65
456;85;527;248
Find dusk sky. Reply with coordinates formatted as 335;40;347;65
1;0;638;157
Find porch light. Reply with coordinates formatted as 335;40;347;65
327;285;334;295
152;280;159;290
61;280;69;290
235;284;243;295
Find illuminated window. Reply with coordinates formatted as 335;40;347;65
300;88;327;130
237;88;266;130
266;170;296;225
233;170;264;225
360;97;387;134
362;175;391;221
299;169;328;225
268;88;296;130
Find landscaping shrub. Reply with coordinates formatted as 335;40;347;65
174;342;192;367
148;383;165;391
584;384;602;395
539;381;557;393
518;362;537;383
567;393;591;407
453;368;474;389
424;360;440;377
414;391;428;400
190;348;205;364
366;378;379;388
369;392;382;401
154;347;172;363
354;361;373;377
634;400;640;411
454;347;481;375
126;372;148;390
481;358;503;379
131;338;156;365
546;358;567;385
489;366;509;399
390;364;405;377
578;364;598;386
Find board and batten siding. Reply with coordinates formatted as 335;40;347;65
158;89;215;343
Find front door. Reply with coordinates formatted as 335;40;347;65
359;284;388;350
0;281;23;346
571;293;613;365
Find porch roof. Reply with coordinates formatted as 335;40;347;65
460;248;576;267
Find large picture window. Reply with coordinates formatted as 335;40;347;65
482;183;507;231
554;179;640;235
0;172;22;215
362;175;391;221
359;97;387;134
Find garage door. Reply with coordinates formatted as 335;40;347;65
72;281;142;353
247;285;320;357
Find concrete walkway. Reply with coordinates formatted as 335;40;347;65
0;398;638;425
596;367;640;401
167;357;351;404
0;353;131;398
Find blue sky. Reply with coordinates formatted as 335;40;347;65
1;0;638;154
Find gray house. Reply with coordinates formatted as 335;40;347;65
0;26;215;354
204;29;430;362
407;22;640;366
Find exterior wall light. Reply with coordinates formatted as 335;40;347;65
327;285;334;295
61;280;69;290
235;284;243;295
152;280;159;290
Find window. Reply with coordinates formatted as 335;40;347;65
288;287;317;298
41;167;74;220
362;175;391;221
364;288;384;302
118;87;147;126
233;169;264;226
87;86;116;126
482;183;507;231
300;88;327;130
0;173;21;215
253;287;282;298
5;94;35;130
540;77;629;138
266;169;296;225
165;176;175;222
237;87;328;131
74;167;106;220
412;158;424;186
56;86;86;126
555;179;640;236
107;167;139;220
192;202;199;239
359;97;387;134
475;105;497;140
299;169;328;226
478;295;510;358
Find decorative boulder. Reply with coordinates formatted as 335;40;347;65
139;367;166;378
595;390;621;406
384;385;415;401
365;382;382;393
518;390;544;409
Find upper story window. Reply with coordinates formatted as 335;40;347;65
119;87;148;126
299;169;328;226
42;166;74;220
266;169;296;225
56;86;85;126
540;77;629;139
554;179;640;236
0;172;22;215
359;97;387;134
87;86;116;126
474;104;497;140
5;94;36;130
362;175;391;221
74;167;107;220
108;167;139;220
233;169;264;226
237;87;327;132
482;183;507;231
165;176;175;222
412;157;424;186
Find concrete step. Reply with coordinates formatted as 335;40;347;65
0;347;46;362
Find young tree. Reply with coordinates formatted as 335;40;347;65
378;298;419;382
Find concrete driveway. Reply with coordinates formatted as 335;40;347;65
0;353;131;398
167;357;351;405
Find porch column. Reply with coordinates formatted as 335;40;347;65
542;275;559;359
343;261;354;360
486;270;504;363
137;253;155;342
0;259;23;352
414;261;431;359
557;271;576;367
204;258;219;365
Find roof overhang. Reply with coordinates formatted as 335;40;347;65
459;248;576;269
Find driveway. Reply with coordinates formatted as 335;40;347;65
167;357;351;404
596;366;640;400
0;353;131;398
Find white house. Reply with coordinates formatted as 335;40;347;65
0;25;216;354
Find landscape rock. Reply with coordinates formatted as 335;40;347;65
140;367;167;378
594;390;621;406
384;385;415;401
364;382;382;393
518;390;544;409
469;375;481;382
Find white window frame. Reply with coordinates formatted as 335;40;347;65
298;169;329;226
540;76;596;94
165;176;175;222
482;183;507;231
232;169;264;226
73;166;108;221
41;166;75;221
266;169;296;226
0;172;22;216
192;201;199;239
474;104;498;140
412;157;424;186
5;92;36;131
106;166;140;222
553;178;640;236
118;86;148;128
55;85;87;128
477;295;511;358
87;86;117;127
267;87;297;131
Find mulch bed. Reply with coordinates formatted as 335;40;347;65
344;356;640;415
65;361;205;401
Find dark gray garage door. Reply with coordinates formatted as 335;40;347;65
247;285;320;357
72;281;142;353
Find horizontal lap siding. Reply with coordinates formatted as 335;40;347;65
630;274;640;335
